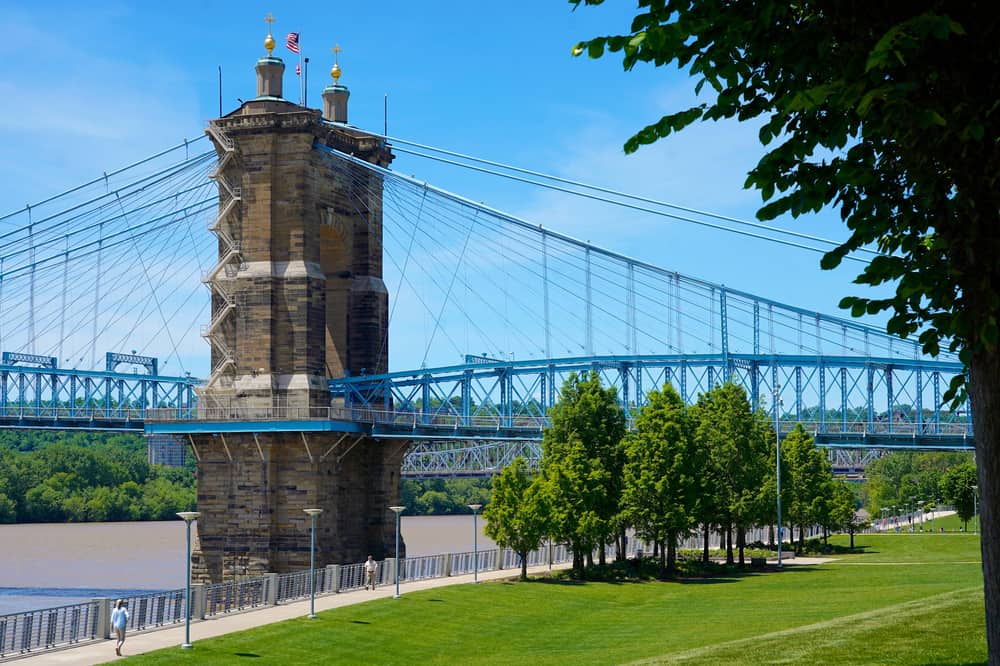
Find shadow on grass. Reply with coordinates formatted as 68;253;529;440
233;653;261;658
528;558;827;589
350;620;371;624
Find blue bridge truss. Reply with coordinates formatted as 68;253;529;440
0;353;198;432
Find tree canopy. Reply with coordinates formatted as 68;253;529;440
570;2;1000;659
0;432;195;523
539;371;626;575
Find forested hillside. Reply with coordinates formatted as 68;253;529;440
0;431;195;523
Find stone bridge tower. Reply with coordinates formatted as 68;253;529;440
187;29;402;582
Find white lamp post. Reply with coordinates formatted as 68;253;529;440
774;385;783;568
468;504;482;583
303;508;323;619
389;506;405;598
918;500;924;532
177;511;200;649
973;485;978;535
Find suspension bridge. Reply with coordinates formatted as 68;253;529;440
0;33;972;576
0;53;969;479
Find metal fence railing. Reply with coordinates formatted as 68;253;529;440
7;528;811;660
120;589;186;632
205;577;270;617
0;600;100;658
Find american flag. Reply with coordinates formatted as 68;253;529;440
286;32;300;54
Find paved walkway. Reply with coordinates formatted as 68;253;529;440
12;563;570;665
10;553;834;665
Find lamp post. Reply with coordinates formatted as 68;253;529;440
303;508;323;619
177;511;200;649
917;500;924;532
774;385;783;568
468;504;482;583
973;485;978;535
389;506;405;598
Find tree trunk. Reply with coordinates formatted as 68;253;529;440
823;527;829;545
659;539;667;577
666;536;676;576
703;524;710;563
737;526;745;566
599;543;606;566
969;349;1000;665
849;527;855;550
798;523;805;553
586;550;594;568
725;523;734;565
572;544;584;577
520;550;528;581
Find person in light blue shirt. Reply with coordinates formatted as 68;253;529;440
110;599;129;656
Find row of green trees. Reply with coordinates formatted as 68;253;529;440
485;372;859;579
863;451;978;529
401;478;491;515
0;432;195;523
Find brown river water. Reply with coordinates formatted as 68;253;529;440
0;515;495;615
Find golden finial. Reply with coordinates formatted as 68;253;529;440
330;44;342;84
264;13;276;56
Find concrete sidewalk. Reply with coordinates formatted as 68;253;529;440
12;563;570;665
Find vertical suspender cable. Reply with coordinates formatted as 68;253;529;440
59;235;69;365
28;205;35;354
769;304;775;354
709;286;715;352
627;262;636;354
585;247;593;356
542;232;550;359
0;257;4;353
674;274;682;353
91;222;104;370
666;271;672;352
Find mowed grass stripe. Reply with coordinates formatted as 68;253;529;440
634;586;985;665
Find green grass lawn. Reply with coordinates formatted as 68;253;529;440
131;534;986;665
919;512;980;534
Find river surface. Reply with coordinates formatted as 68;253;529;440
0;515;495;615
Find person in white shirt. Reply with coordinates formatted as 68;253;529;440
110;599;129;656
365;555;378;590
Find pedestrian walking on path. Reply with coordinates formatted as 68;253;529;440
110;599;129;656
365;555;378;590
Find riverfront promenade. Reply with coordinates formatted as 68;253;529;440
13;562;572;665
13;554;837;665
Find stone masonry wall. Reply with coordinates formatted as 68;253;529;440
190;431;405;582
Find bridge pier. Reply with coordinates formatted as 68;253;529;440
189;432;404;582
157;33;402;584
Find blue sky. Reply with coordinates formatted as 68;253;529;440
2;1;891;373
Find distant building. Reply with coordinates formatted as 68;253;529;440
146;434;186;467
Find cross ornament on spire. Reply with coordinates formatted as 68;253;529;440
264;13;277;56
330;44;343;84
